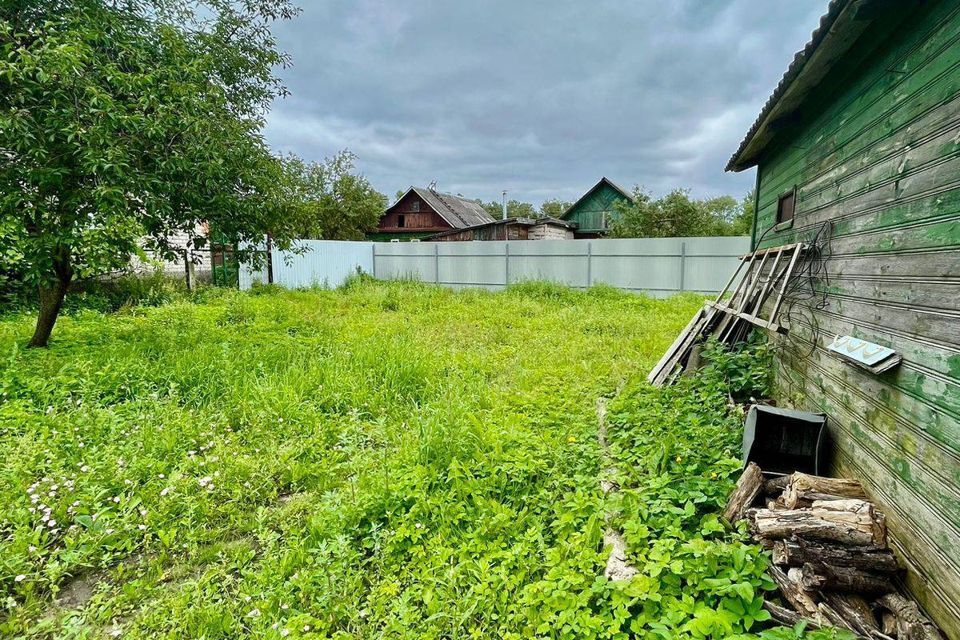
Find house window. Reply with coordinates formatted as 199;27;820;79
410;201;420;212
777;189;796;225
397;214;406;228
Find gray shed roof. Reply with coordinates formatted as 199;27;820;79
726;0;894;171
391;187;495;228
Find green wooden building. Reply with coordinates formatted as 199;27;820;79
561;177;633;238
727;1;960;634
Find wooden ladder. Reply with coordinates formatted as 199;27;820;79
648;242;807;386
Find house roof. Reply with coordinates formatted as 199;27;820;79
422;216;577;241
726;0;893;171
387;187;495;229
561;177;633;219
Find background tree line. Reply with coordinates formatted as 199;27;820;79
610;187;755;238
473;189;755;237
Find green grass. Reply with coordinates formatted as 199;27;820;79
0;281;850;639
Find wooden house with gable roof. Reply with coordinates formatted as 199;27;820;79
370;186;495;241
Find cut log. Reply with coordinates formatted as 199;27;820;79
822;593;881;636
764;601;815;628
723;462;764;524
750;502;882;547
764;473;792;496
603;529;639;582
800;562;894;595
769;564;820;618
881;612;897;636
875;593;945;640
812;499;886;546
766;496;787;510
784;473;866;509
771;538;899;573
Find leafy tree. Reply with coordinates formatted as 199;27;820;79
283;152;386;241
478;199;537;220
0;0;305;346
538;199;572;219
610;187;753;238
730;189;756;236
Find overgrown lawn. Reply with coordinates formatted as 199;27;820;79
0;281;847;639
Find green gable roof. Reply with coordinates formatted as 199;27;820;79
562;177;633;233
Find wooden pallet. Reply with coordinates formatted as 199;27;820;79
648;243;807;386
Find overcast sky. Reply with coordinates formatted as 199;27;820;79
264;1;825;206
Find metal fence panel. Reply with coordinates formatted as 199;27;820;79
437;242;506;288
372;242;437;283
256;240;373;289
241;236;750;296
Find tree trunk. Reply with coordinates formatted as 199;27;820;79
28;276;71;348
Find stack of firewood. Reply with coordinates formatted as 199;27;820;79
724;463;944;640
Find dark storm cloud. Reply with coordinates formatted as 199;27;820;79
264;1;825;205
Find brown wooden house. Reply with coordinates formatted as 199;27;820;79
370;187;495;241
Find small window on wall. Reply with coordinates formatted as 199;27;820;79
777;189;796;225
397;214;406;228
410;201;420;212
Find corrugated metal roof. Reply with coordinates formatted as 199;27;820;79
409;187;495;228
421;216;577;241
726;0;855;172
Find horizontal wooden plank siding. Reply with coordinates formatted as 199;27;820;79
753;3;960;636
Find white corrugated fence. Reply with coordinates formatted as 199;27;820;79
240;236;750;296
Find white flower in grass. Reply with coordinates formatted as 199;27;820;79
246;608;261;618
80;465;90;473
138;524;147;531
112;496;121;503
14;574;26;582
160;487;171;496
280;603;288;610
105;528;115;534
280;630;289;637
28;546;36;553
303;625;311;632
198;477;212;488
158;473;165;479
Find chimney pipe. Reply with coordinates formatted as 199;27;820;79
502;190;507;221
